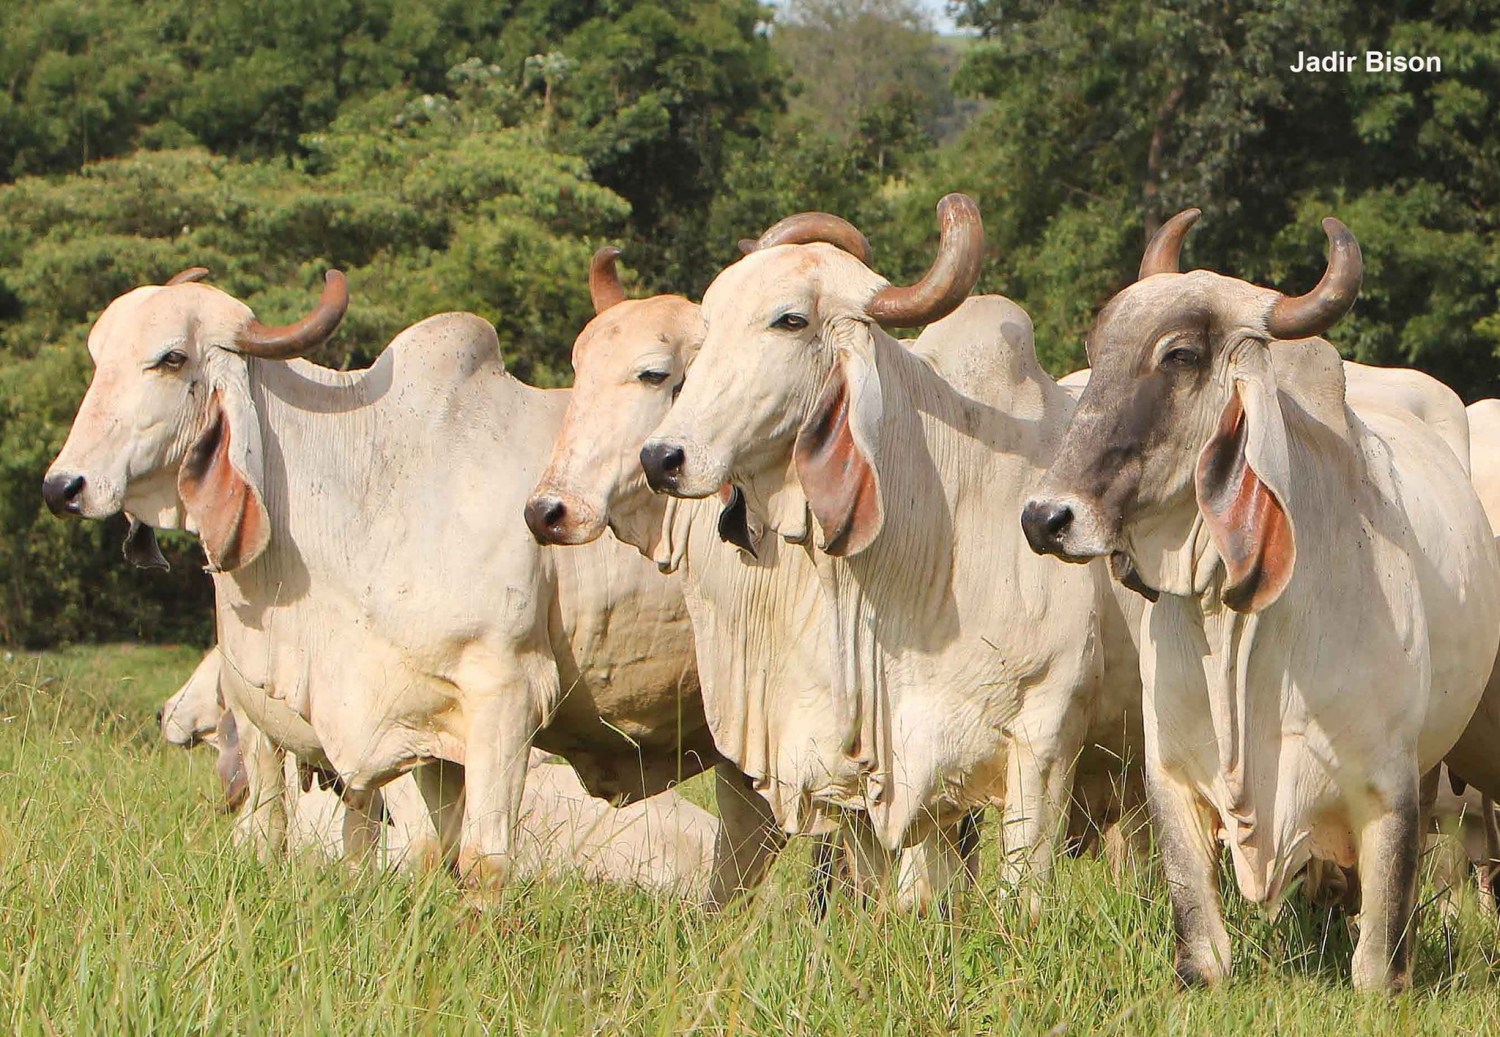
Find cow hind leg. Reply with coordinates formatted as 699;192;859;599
1150;774;1230;987
403;762;463;873
1351;771;1422;993
1482;795;1500;914
231;712;288;861
704;763;785;910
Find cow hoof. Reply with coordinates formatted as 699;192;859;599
397;837;452;876
458;850;511;898
1173;953;1226;990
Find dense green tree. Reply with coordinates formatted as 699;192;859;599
0;80;629;645
948;0;1500;390
3;0;1499;645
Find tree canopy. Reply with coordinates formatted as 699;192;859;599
2;0;1498;645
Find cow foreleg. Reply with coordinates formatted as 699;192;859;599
1150;772;1230;987
999;737;1074;923
1351;769;1421;993
704;763;785;910
456;654;549;895
895;818;973;916
1482;795;1500;913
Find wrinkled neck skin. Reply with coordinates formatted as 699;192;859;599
1137;374;1462;909
208;356;393;692
608;457;846;834
775;326;1079;846
1117;492;1220;602
603;480;679;570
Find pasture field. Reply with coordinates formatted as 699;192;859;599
1;646;1499;1034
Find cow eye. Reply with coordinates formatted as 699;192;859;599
150;349;189;372
770;313;809;332
1161;346;1202;370
637;370;670;386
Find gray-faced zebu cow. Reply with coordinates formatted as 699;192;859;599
634;197;1145;913
1021;209;1500;991
43;269;768;904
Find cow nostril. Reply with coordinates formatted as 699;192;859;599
42;473;86;516
524;496;568;544
155;706;165;727
1020;500;1075;555
640;442;687;492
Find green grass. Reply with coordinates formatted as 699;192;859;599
2;645;1500;1034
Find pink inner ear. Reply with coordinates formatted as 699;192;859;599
1195;391;1296;612
178;393;269;572
793;363;882;557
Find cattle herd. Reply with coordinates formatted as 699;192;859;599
36;194;1500;994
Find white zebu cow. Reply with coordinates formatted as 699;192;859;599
636;198;1144;912
1023;209;1500;991
44;269;765;903
527;244;976;906
160;650;720;893
528;243;1142;903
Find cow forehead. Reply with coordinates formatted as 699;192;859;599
701;243;876;321
573;296;702;369
1090;271;1273;366
87;283;251;362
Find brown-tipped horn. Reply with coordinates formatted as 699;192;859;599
235;270;349;360
590;247;627;314
165;267;210;286
1138;208;1201;278
1267;218;1362;340
747;213;872;265
866;193;983;328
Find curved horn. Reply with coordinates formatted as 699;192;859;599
1138;208;1201;278
590;247;627;314
866;193;983;328
1267;218;1363;340
165;267;210;286
235;270;349;360
747;213;872;265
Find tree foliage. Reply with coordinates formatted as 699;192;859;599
2;0;1499;645
947;0;1500;382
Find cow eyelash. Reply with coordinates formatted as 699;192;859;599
149;349;189;371
770;313;809;332
637;370;670;386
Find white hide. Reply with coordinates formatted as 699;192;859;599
1138;340;1500;906
49;283;722;892
647;268;1143;900
164;649;718;893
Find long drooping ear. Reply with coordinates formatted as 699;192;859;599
178;357;270;572
793;317;884;557
1194;344;1297;612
